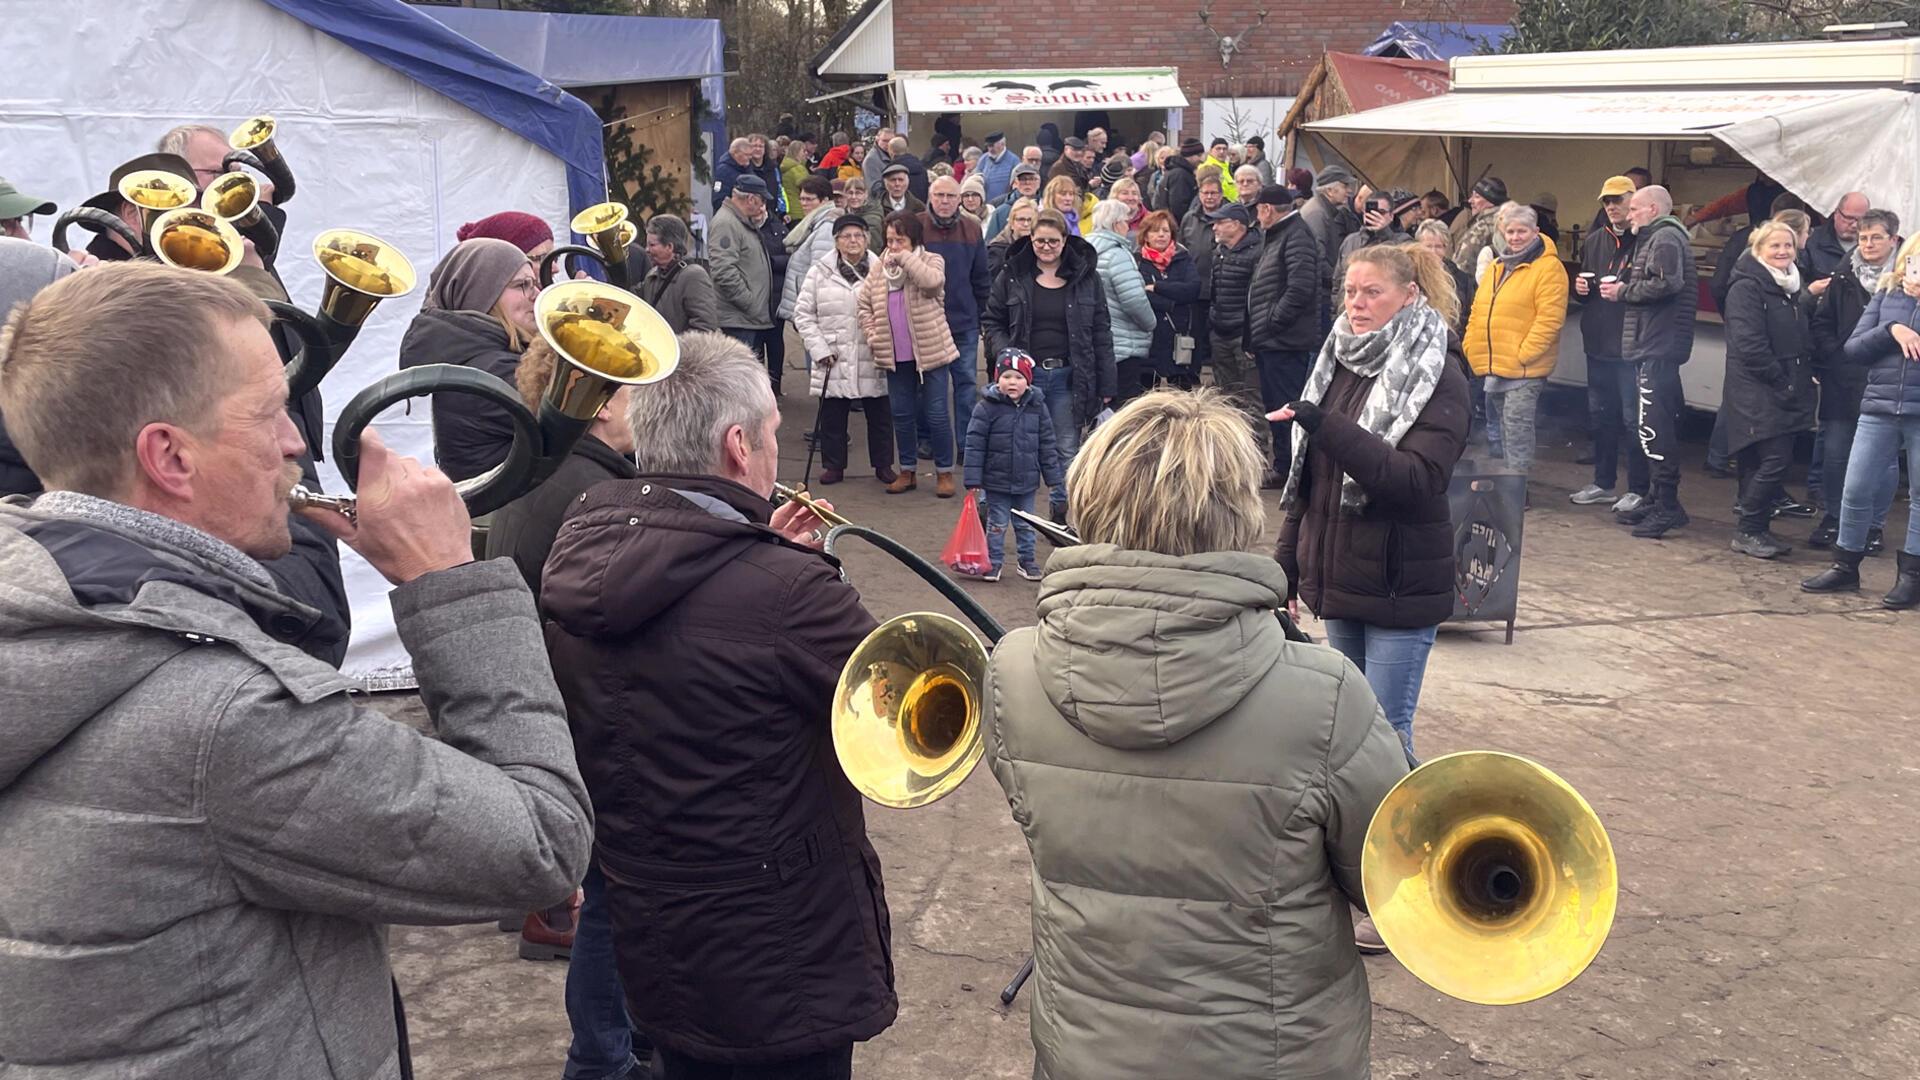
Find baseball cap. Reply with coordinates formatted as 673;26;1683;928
0;177;57;220
1208;203;1253;226
1598;175;1635;199
1011;162;1041;180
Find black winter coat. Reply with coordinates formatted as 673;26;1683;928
1843;287;1920;418
982;236;1117;424
759;213;791;321
1180;203;1218;301
963;384;1064;494
1621;218;1698;367
1721;254;1818;455
1138;246;1201;376
1809;259;1880;423
1208;230;1264;341
1248;213;1319;353
398;308;523;484
541;475;895;1063
1156;155;1198;223
484;435;637;597
1275;343;1472;629
1576;224;1635;362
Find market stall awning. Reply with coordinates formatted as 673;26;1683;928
1306;87;1892;139
897;68;1187;113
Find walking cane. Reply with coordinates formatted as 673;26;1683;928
798;386;828;488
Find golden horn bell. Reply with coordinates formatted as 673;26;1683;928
149;208;244;276
312;228;417;327
1362;751;1617;1005
117;169;196;240
831;612;989;809
205;171;264;227
229;115;282;165
534;279;679;420
569;201;633;267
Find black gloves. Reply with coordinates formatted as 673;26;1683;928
1282;400;1324;433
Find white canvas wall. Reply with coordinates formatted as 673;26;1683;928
0;0;571;686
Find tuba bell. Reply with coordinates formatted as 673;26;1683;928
1361;750;1617;1005
226;115;296;205
832;612;990;809
315;280;679;521
118;169;196;246
203;171;280;265
269;229;418;403
536;201;637;289
149;208;244;276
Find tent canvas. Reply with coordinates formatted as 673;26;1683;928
1281;54;1453;199
1;0;605;687
1363;21;1510;61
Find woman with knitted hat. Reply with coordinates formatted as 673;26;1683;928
455;210;555;263
398;238;542;483
958;173;990;229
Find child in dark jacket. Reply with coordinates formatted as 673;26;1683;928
964;349;1065;581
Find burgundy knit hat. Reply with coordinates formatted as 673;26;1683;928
455;211;554;255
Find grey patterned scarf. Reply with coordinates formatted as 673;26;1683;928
1853;245;1895;293
1279;299;1449;513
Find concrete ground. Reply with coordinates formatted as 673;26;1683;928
378;387;1920;1079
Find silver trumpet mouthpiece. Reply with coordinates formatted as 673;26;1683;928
289;484;358;524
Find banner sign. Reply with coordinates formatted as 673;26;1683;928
899;69;1190;113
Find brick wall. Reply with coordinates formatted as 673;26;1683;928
890;0;1510;134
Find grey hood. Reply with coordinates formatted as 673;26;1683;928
1030;543;1291;750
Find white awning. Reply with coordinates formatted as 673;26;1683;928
897;68;1187;114
1307;88;1893;139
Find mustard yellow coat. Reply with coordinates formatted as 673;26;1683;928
1464;235;1568;380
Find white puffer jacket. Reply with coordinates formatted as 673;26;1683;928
793;255;890;399
777;205;840;321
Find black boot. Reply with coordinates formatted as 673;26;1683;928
1884;551;1920;610
1808;516;1838;549
1800;546;1864;592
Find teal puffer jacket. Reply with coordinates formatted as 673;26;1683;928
1088;228;1158;360
986;544;1409;1080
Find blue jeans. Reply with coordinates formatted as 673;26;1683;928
1838;413;1920;555
887;362;954;471
983;489;1037;572
950;327;979;455
1035;365;1077;506
1821;416;1898;529
1320;620;1439;755
565;863;647;1080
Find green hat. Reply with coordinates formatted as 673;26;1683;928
0;177;57;220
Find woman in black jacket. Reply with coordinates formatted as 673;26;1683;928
1135;209;1202;390
982;209;1117;505
399;238;541;483
1721;220;1818;560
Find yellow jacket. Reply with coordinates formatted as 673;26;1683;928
1203;155;1239;202
1465;235;1568;379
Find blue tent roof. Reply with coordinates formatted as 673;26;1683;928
1364;21;1510;61
260;0;608;228
422;6;727;178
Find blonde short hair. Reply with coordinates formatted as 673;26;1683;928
0;261;267;494
1749;218;1800;255
1066;389;1266;556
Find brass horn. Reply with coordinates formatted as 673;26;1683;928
149;208;244;276
204;171;279;266
228;115;296;205
1361;751;1617;1005
536;201;637;288
320;280;678;521
117;170;196;244
270;229;418;404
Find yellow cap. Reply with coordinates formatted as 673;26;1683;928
1598;175;1635;199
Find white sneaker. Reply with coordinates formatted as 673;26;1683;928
1569;484;1617;505
1611;492;1645;514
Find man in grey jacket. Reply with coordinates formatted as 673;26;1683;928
0;262;592;1079
1609;185;1699;540
709;174;777;387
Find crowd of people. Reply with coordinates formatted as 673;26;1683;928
0;104;1913;1080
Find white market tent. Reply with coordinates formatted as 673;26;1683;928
1;0;606;687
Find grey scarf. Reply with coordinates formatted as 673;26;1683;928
1853;246;1895;293
1279;299;1450;513
1498;234;1545;273
31;490;276;590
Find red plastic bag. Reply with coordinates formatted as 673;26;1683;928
942;490;992;576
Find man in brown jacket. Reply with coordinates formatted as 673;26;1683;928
540;331;896;1080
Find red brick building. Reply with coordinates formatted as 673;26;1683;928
813;0;1510;140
